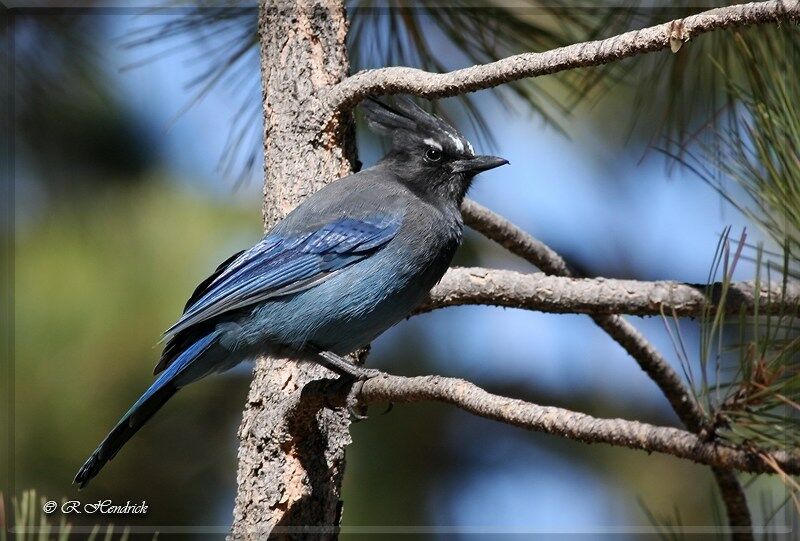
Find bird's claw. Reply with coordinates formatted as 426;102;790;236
345;368;383;420
321;368;382;420
346;379;369;421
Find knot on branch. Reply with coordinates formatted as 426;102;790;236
669;20;688;52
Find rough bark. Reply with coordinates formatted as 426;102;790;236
231;1;354;538
419;267;800;317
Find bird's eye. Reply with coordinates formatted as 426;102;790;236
425;147;442;162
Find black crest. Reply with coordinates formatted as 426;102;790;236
362;96;474;157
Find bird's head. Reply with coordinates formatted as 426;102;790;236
362;97;508;204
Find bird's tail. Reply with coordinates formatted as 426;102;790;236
73;381;176;488
74;333;217;488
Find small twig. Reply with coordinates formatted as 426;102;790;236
419;267;800;317
314;371;800;475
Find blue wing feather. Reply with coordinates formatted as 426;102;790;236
162;214;401;343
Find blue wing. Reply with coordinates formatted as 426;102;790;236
163;214;402;344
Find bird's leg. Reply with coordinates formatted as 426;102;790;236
316;350;382;380
316;350;380;420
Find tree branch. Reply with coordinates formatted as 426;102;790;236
461;200;709;429
418;267;799;317
325;0;800;112
462;199;571;276
314;372;800;476
460;199;755;534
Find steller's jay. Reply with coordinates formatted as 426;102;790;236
74;97;508;488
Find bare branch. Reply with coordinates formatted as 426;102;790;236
462;200;571;276
461;200;708;429
460;199;755;532
419;267;800;317
326;0;800;112
314;372;800;476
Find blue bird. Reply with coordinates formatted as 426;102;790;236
74;97;508;488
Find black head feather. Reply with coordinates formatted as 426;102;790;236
361;96;506;205
362;96;475;158
362;97;417;134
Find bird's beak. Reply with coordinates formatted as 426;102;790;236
451;155;509;174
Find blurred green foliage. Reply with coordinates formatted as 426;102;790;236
706;29;799;257
13;179;258;531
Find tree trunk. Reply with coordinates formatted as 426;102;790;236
231;1;354;537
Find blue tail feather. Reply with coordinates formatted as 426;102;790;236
74;333;217;488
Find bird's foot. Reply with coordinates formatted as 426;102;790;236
316;350;384;419
346;379;369;421
320;374;374;421
317;350;380;380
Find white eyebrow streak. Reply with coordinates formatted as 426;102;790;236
465;140;475;156
423;138;443;150
447;133;464;152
